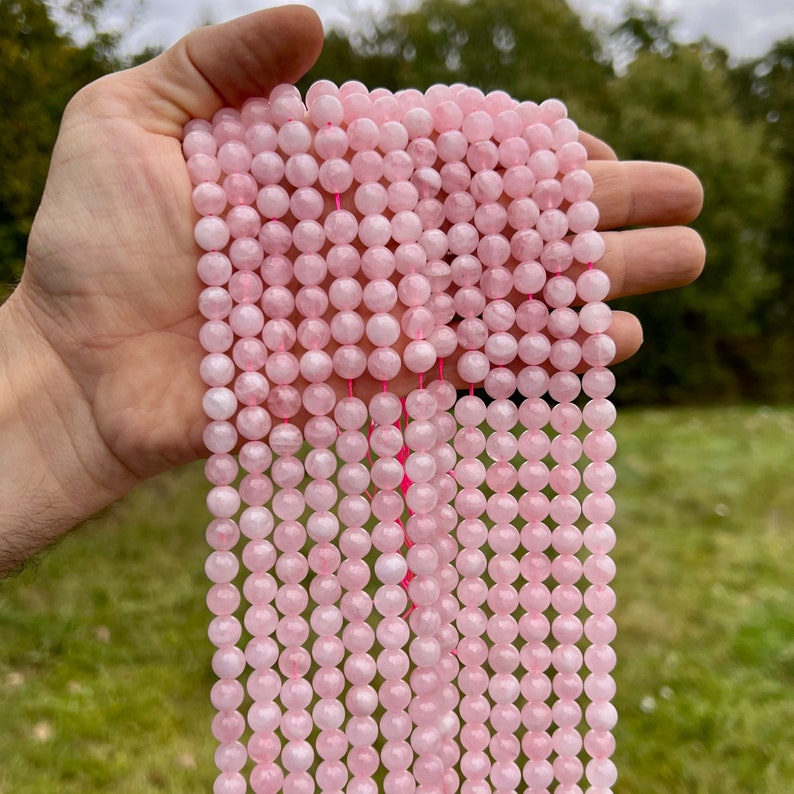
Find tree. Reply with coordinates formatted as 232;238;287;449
0;0;118;293
303;0;613;120
597;14;783;403
728;40;794;401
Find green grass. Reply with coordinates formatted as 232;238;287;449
2;406;794;792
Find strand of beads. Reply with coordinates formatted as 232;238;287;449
187;79;618;794
370;387;415;794
452;390;493;794
305;415;348;794
578;266;619;794
425;376;462;794
337;403;380;794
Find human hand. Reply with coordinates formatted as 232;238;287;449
0;4;703;573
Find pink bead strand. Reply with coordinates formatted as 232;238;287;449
453;394;493;794
369;388;415;794
189;80;617;794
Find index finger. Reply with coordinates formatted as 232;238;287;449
589;160;704;229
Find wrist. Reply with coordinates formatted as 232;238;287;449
0;289;140;575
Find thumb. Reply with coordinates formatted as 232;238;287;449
124;5;325;133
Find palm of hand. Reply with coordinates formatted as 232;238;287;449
21;82;207;480
15;5;704;488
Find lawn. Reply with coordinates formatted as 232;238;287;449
1;406;793;793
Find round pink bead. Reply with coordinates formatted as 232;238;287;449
582;333;617;367
193;182;227;216
582;367;615;398
572;230;606;264
378;120;409;153
544;275;576;308
568;200;600;233
195;216;231;252
251;151;284;186
223;172;258;206
560;168;593;206
187;153;221;185
579;301;612;334
557;140;588;173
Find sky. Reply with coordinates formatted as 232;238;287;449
96;0;793;62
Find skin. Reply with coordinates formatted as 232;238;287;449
0;5;705;576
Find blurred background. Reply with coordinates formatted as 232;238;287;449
1;1;793;792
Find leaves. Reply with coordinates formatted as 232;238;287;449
0;0;117;292
3;0;793;401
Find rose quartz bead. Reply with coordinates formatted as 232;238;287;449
470;170;503;204
547;307;578;340
256;185;289;220
557;140;588;173
194;182;227;216
354;182;387;216
432;100;464;133
507;197;540;231
228;270;263;304
223;172;258;206
319;158;354;194
217;141;253;176
325;245;359;279
223;240;259;273
183;128;217;159
187;153;222;185
250;151;283;187
544;275;576;309
577;268;611;303
501;165;535;200
225;205;260;239
243;118;275;151
378;120;409;153
197;256;232;292
511;228;543;262
568;200;600;233
559;167;593;206
340;88;372;122
473;204;507;237
572;230;606;264
582;334;616;367
447;223;479;256
578;302;612;335
195;216;231;252
344;117;378;152
534;178;564;210
407;137;437;169
323;210;358;246
536;209;568;243
295;285;328;319
462;110;494;143
404;105;434;138
391;211;422;244
540;240;573;274
389;181;421;213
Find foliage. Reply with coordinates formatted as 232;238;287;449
2;0;793;402
603;40;784;403
302;0;613;123
304;0;790;405
727;39;794;402
2;407;794;791
0;0;118;293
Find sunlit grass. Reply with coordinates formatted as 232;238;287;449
1;406;793;792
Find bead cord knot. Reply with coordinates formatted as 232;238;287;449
192;80;617;794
